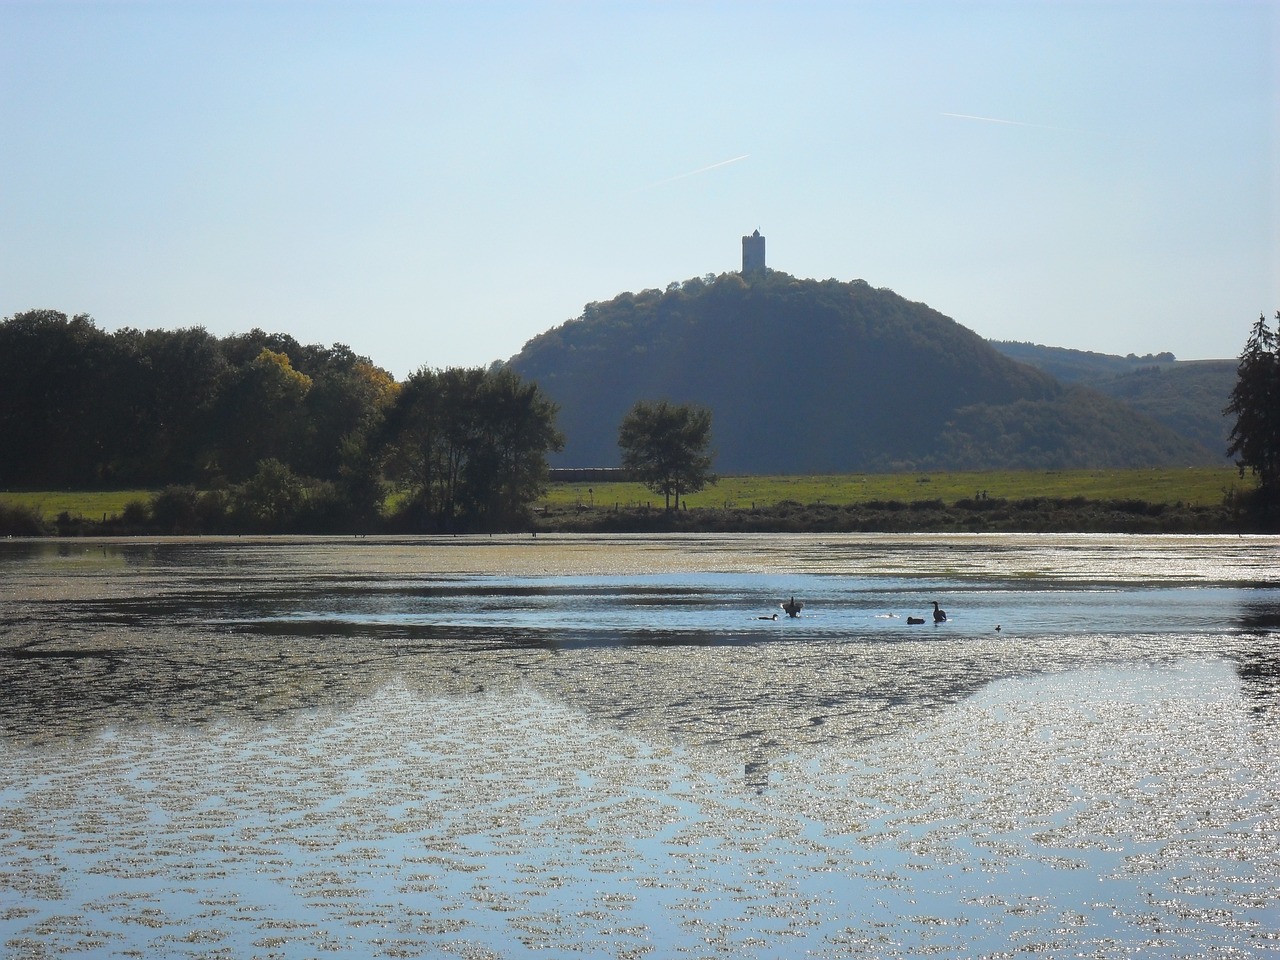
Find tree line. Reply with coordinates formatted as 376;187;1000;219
0;309;724;534
0;310;566;532
5;305;1274;534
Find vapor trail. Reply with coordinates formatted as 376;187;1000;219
942;112;1084;134
643;154;750;189
942;111;1032;126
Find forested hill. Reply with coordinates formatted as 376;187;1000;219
990;340;1237;459
505;271;1219;474
990;341;1179;381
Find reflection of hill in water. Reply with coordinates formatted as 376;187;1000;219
6;543;1278;958
4;607;988;751
3;537;1278;758
6;595;1279;763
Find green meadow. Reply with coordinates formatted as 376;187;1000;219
539;466;1247;512
1;466;1249;525
1;489;153;523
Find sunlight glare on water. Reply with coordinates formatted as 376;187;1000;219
1;534;1278;958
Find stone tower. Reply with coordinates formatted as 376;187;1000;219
741;229;766;274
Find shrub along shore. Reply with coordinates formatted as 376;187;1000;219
534;494;1242;534
1;467;1269;536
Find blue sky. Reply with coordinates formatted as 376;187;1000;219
2;0;1276;378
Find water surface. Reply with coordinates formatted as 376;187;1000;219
2;534;1278;957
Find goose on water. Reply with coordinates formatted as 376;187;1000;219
782;596;803;618
932;601;947;623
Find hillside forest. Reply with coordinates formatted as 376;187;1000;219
507;271;1225;474
990;341;1237;457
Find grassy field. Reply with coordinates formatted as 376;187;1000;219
539;466;1248;511
0;489;153;522
1;466;1249;523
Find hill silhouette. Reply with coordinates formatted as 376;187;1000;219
505;271;1219;474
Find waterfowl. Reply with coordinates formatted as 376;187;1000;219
781;596;803;618
757;613;779;621
932;601;947;623
906;616;925;625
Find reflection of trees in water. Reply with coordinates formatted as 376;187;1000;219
0;605;993;756
1238;600;1280;632
7;581;1280;761
9;611;1279;763
1237;655;1280;715
1235;601;1280;715
0;621;522;746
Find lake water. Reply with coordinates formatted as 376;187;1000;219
2;533;1278;958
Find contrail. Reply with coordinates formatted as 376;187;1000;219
942;112;1082;133
642;154;750;189
942;111;1034;126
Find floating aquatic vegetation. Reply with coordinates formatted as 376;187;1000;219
1;535;1278;957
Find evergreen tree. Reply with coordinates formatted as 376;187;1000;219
1225;311;1280;508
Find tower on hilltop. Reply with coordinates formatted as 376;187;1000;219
741;229;766;274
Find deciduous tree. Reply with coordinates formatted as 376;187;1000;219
618;400;716;510
382;366;562;531
462;368;564;526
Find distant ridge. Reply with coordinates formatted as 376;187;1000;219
990;341;1236;460
991;341;1178;381
506;271;1219;474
